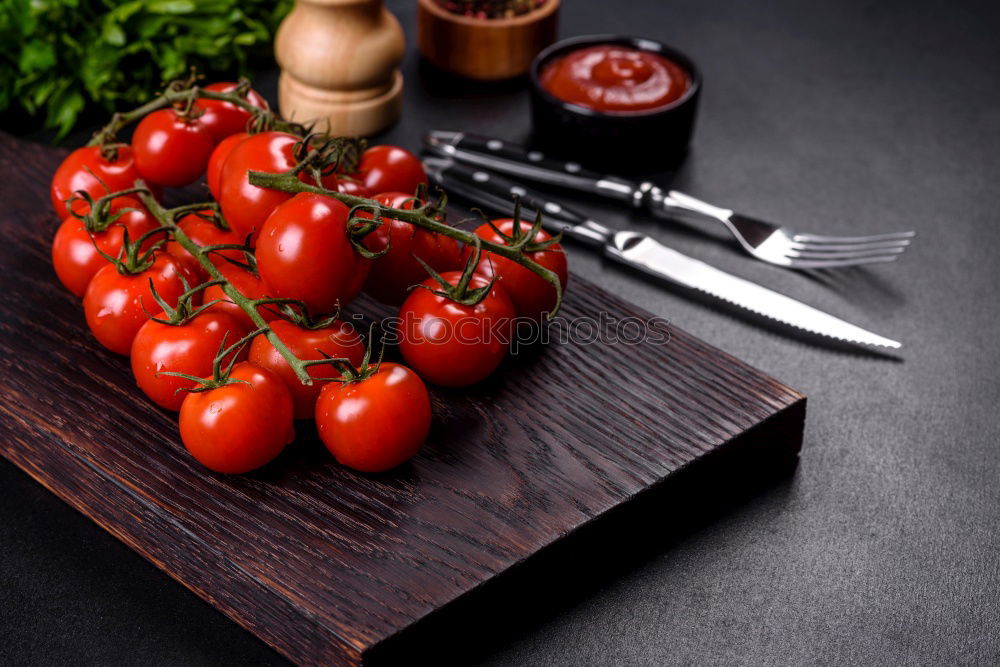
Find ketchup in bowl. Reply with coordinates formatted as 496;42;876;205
539;44;691;113
530;35;701;166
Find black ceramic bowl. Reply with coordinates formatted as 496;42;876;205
529;34;701;168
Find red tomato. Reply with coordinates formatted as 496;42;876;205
398;271;515;387
206;132;247;200
131;310;252;411
358;192;462;304
465;218;569;320
203;262;282;329
315;363;431;473
218;131;300;243
166;212;245;279
50;145;156;220
216;132;342;243
248;319;365;419
83;253;201;355
132;109;215;188
194;82;268;142
343;145;426;198
51;197;158;297
179;362;294;474
336;178;373;197
256;192;369;314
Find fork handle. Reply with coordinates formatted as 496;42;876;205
659;190;734;222
425;131;640;203
426;131;738;224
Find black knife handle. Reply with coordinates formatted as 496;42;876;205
425;159;611;248
439;159;589;223
447;133;639;203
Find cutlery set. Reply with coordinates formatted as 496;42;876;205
423;130;914;349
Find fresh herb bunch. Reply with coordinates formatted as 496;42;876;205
434;0;546;19
0;0;292;140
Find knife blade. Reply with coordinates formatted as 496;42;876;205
422;156;902;349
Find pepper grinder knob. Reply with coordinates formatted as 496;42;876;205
275;0;405;137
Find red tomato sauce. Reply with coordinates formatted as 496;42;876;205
539;44;691;113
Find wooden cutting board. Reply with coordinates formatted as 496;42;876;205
0;133;805;665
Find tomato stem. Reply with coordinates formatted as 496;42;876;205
304;325;383;384
145;278;226;326
171;201;221;220
411;240;497;306
87;78;307;154
157;328;260;392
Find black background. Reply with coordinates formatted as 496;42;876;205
3;0;999;663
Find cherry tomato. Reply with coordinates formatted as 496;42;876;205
256;192;369;314
217;132;343;243
315;363;431;473
336;178;373;197
131;310;252;411
206;132;247;200
338;145;426;198
248;319;365;419
203;261;282;329
51;197;158;297
218;131;300;243
357;192;462;305
166;212;244;279
50;145;157;220
83;253;201;355
179;362;294;474
465;218;569;320
194;82;268;142
132;109;216;188
398;271;515;387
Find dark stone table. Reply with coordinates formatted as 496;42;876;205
3;0;998;663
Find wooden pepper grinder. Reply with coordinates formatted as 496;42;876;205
275;0;405;137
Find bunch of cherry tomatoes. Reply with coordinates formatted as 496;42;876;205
48;80;568;476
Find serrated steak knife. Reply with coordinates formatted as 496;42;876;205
422;157;901;349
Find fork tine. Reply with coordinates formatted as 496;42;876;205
792;231;916;244
786;246;908;260
790;237;912;252
784;254;902;269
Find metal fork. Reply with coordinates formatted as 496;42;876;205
424;130;916;270
652;189;915;269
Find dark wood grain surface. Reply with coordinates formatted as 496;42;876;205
0;131;804;665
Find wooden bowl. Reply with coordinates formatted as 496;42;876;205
417;0;560;81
